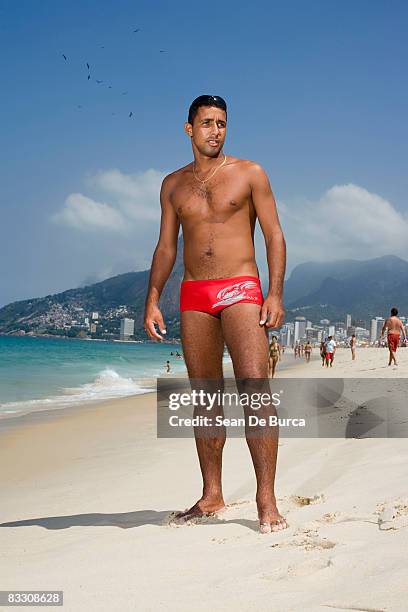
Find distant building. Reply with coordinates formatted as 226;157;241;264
370;319;378;343
120;318;134;341
346;314;352;329
294;317;306;344
92;312;99;320
280;326;292;347
328;325;335;337
90;323;97;334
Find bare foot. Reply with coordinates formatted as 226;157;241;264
258;498;289;534
172;498;225;523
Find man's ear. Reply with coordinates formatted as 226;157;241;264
184;121;193;137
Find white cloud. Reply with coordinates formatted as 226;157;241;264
87;168;166;222
52;193;127;232
52;168;166;233
275;183;408;269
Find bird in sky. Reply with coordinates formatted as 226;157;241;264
133;28;140;33
129;111;133;118
62;54;67;61
122;91;128;95
87;74;91;80
86;62;90;70
96;80;103;84
159;49;166;53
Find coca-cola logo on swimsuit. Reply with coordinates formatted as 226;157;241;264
212;280;259;308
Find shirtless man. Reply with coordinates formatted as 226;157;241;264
380;307;407;366
143;95;287;534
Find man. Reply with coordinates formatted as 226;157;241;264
325;335;336;367
349;334;356;360
143;95;287;533
268;335;281;378
380;307;407;366
320;339;326;367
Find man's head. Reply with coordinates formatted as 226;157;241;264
391;307;398;316
352;334;356;338
328;336;332;340
185;94;227;157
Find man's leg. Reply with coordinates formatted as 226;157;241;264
221;303;288;533
174;310;226;521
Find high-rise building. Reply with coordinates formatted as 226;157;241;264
294;317;307;344
120;318;134;341
328;325;335;337
346;314;352;329
370;319;377;343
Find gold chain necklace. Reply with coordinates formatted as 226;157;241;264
193;154;227;184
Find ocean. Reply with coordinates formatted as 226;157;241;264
0;336;198;419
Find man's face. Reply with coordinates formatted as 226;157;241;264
185;105;227;157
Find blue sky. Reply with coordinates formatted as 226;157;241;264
1;0;407;306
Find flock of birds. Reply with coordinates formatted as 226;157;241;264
61;28;166;118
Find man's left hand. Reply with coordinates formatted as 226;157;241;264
259;296;285;328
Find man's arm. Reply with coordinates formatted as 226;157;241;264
380;318;389;337
144;175;180;341
249;163;286;328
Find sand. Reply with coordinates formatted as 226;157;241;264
1;347;407;611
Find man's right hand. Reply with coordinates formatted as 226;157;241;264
144;304;167;341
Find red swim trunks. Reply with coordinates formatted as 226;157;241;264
388;333;400;352
180;275;264;318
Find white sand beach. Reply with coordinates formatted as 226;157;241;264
1;347;408;611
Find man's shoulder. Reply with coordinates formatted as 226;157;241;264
228;157;266;173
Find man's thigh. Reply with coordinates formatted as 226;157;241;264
180;310;225;378
220;303;269;378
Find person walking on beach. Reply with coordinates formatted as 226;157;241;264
143;95;287;533
325;336;336;368
268;335;281;378
304;340;312;363
320;339;326;367
349;334;356;360
380;308;407;366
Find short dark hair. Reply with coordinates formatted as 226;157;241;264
188;95;227;125
391;307;398;316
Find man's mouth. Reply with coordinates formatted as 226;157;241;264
207;140;220;146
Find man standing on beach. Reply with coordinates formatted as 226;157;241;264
143;95;287;533
349;334;356;360
325;336;336;367
380;308;407;366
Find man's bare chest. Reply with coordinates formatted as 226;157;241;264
171;177;252;222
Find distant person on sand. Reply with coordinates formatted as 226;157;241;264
349;334;356;360
144;95;288;533
304;340;312;363
380;308;407;366
320;339;326;367
325;336;336;368
165;360;171;372
268;335;281;378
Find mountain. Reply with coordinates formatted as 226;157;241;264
285;255;408;321
0;237;185;337
1;251;408;337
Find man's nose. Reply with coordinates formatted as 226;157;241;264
211;123;221;136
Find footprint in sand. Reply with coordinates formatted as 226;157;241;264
376;498;408;531
290;494;325;507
